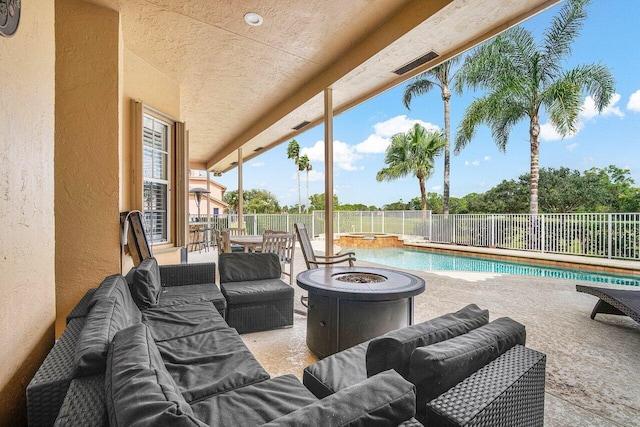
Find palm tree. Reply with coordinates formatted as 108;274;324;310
402;56;460;215
454;0;615;215
298;154;312;212
286;139;301;213
376;123;446;211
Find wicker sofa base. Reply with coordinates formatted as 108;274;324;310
225;297;294;334
425;345;546;427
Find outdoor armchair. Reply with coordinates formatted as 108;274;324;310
294;222;356;269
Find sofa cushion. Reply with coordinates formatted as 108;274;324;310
105;323;207;427
218;252;281;283
303;341;369;399
73;297;140;378
264;370;416;427
366;304;489;379
89;274;141;323
158;283;227;315
141;301;228;342
156;327;270;403
130;257;162;308
409;317;526;418
191;374;317;427
221;279;293;305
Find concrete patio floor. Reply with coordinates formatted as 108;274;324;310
188;244;640;426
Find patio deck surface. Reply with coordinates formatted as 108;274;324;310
188;243;640;427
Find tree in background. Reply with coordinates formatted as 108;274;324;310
223;189;281;214
455;0;615;215
308;193;340;212
286;139;301;213
402;57;460;215
376;124;445;211
298;154;312;212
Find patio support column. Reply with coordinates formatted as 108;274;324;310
324;88;334;256
238;147;243;229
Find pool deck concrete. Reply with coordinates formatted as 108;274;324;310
188;244;640;427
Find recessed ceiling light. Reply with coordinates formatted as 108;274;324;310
244;12;263;27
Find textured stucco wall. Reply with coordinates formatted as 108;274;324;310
55;0;121;336
0;0;56;424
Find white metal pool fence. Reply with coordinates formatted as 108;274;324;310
192;211;640;261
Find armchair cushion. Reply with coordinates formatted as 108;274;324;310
218;252;281;283
130;257;162;308
366;304;489;379
221;279;293;305
264;370;416;427
105;323;206;427
409;317;526;415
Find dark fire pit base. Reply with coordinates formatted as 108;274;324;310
297;267;425;359
307;294;410;358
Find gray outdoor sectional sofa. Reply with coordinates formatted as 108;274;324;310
26;255;418;426
303;304;547;426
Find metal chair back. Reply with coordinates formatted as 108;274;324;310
294;223;318;269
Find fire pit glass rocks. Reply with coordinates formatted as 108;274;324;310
333;272;386;284
296;266;425;358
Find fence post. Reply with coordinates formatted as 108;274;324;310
382;211;385;233
608;213;612;259
337;211;340;234
491;215;495;247
286;213;290;232
312;211;316;238
428;212;432;240
402;211;405;236
451;215;456;243
540;214;545;253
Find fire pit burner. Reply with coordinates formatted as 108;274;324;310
333;273;386;283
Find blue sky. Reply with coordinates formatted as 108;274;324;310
217;0;640;209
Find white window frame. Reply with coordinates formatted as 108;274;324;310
142;112;173;245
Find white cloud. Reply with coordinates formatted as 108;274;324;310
566;142;579;152
483;156;491;161
251;161;265;167
540;122;571;141
355;134;390;154
355;115;440;154
540;94;623;142
580;94;623;120
431;185;442;191
464;160;480;167
301;140;363;171
627;89;640;112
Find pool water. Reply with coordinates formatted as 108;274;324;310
354;247;640;287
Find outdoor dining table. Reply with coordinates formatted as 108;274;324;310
228;234;263;252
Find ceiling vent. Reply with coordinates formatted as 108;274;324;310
230;161;237;166
292;121;311;130
393;51;439;76
254;147;264;152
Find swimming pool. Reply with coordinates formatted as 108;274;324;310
354;247;640;287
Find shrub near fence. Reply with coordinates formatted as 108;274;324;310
190;211;640;261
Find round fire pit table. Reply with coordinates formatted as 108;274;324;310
296;266;425;358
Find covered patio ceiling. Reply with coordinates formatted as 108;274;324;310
91;0;561;173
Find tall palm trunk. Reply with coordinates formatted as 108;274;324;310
529;114;540;215
297;171;301;213
306;169;310;213
442;86;451;215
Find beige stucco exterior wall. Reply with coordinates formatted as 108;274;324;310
122;48;181;267
55;0;122;336
0;1;56;424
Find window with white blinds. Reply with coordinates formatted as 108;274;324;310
142;114;171;244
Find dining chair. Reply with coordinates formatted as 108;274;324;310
261;233;296;285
